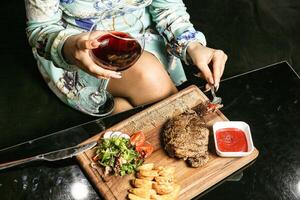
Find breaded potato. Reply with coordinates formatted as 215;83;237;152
150;194;164;200
130;164;180;200
137;163;154;171
154;176;174;185
131;178;153;189
150;194;170;200
152;182;174;195
154;166;164;171
157;166;175;177
136;172;155;180
128;188;151;199
149;189;157;196
139;170;159;177
128;193;149;200
151;184;180;200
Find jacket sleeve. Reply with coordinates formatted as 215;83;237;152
149;0;206;64
25;0;81;71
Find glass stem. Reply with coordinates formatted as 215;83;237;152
98;78;110;93
90;79;110;104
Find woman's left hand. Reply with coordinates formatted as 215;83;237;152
187;41;227;90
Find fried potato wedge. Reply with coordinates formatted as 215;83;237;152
152;182;174;195
157;166;175;177
149;189;157;196
128;193;149;200
136;173;155;181
154;176;174;185
137;163;154;171
139;170;159;177
129;164;180;200
151;184;180;200
128;188;151;199
131;178;153;189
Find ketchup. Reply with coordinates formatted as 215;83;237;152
216;128;248;152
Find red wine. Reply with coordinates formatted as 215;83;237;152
91;32;142;72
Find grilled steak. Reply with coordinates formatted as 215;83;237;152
162;109;209;167
187;152;209;167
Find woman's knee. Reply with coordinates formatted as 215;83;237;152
108;51;177;106
128;54;177;105
139;68;176;95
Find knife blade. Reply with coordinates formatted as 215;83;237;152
0;104;149;165
0;141;97;171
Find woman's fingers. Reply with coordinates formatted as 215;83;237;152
197;63;214;85
80;31;106;49
187;43;227;86
73;33;122;79
78;56;122;79
75;31;104;49
212;50;227;88
63;32;121;80
77;38;100;50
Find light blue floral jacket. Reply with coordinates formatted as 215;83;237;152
25;0;206;115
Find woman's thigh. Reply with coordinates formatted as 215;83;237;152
108;51;177;106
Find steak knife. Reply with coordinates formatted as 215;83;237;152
0;141;97;171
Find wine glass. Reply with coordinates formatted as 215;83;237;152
77;10;145;116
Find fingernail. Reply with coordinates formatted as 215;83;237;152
215;84;220;91
209;77;214;85
214;81;219;88
91;40;100;48
110;73;122;79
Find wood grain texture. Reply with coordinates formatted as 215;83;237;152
76;85;259;200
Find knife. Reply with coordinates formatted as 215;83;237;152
0;141;97;171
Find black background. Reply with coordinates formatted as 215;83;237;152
0;0;299;159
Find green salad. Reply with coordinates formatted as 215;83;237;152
93;137;143;176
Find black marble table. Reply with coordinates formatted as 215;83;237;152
0;61;299;200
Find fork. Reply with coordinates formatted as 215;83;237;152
210;85;222;104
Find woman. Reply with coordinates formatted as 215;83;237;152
25;0;227;115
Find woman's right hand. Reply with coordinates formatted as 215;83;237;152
62;32;122;79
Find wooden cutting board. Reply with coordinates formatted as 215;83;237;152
76;85;259;200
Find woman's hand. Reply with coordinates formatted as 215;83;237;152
62;31;122;79
187;41;227;90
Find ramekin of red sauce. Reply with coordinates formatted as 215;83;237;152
213;121;254;157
